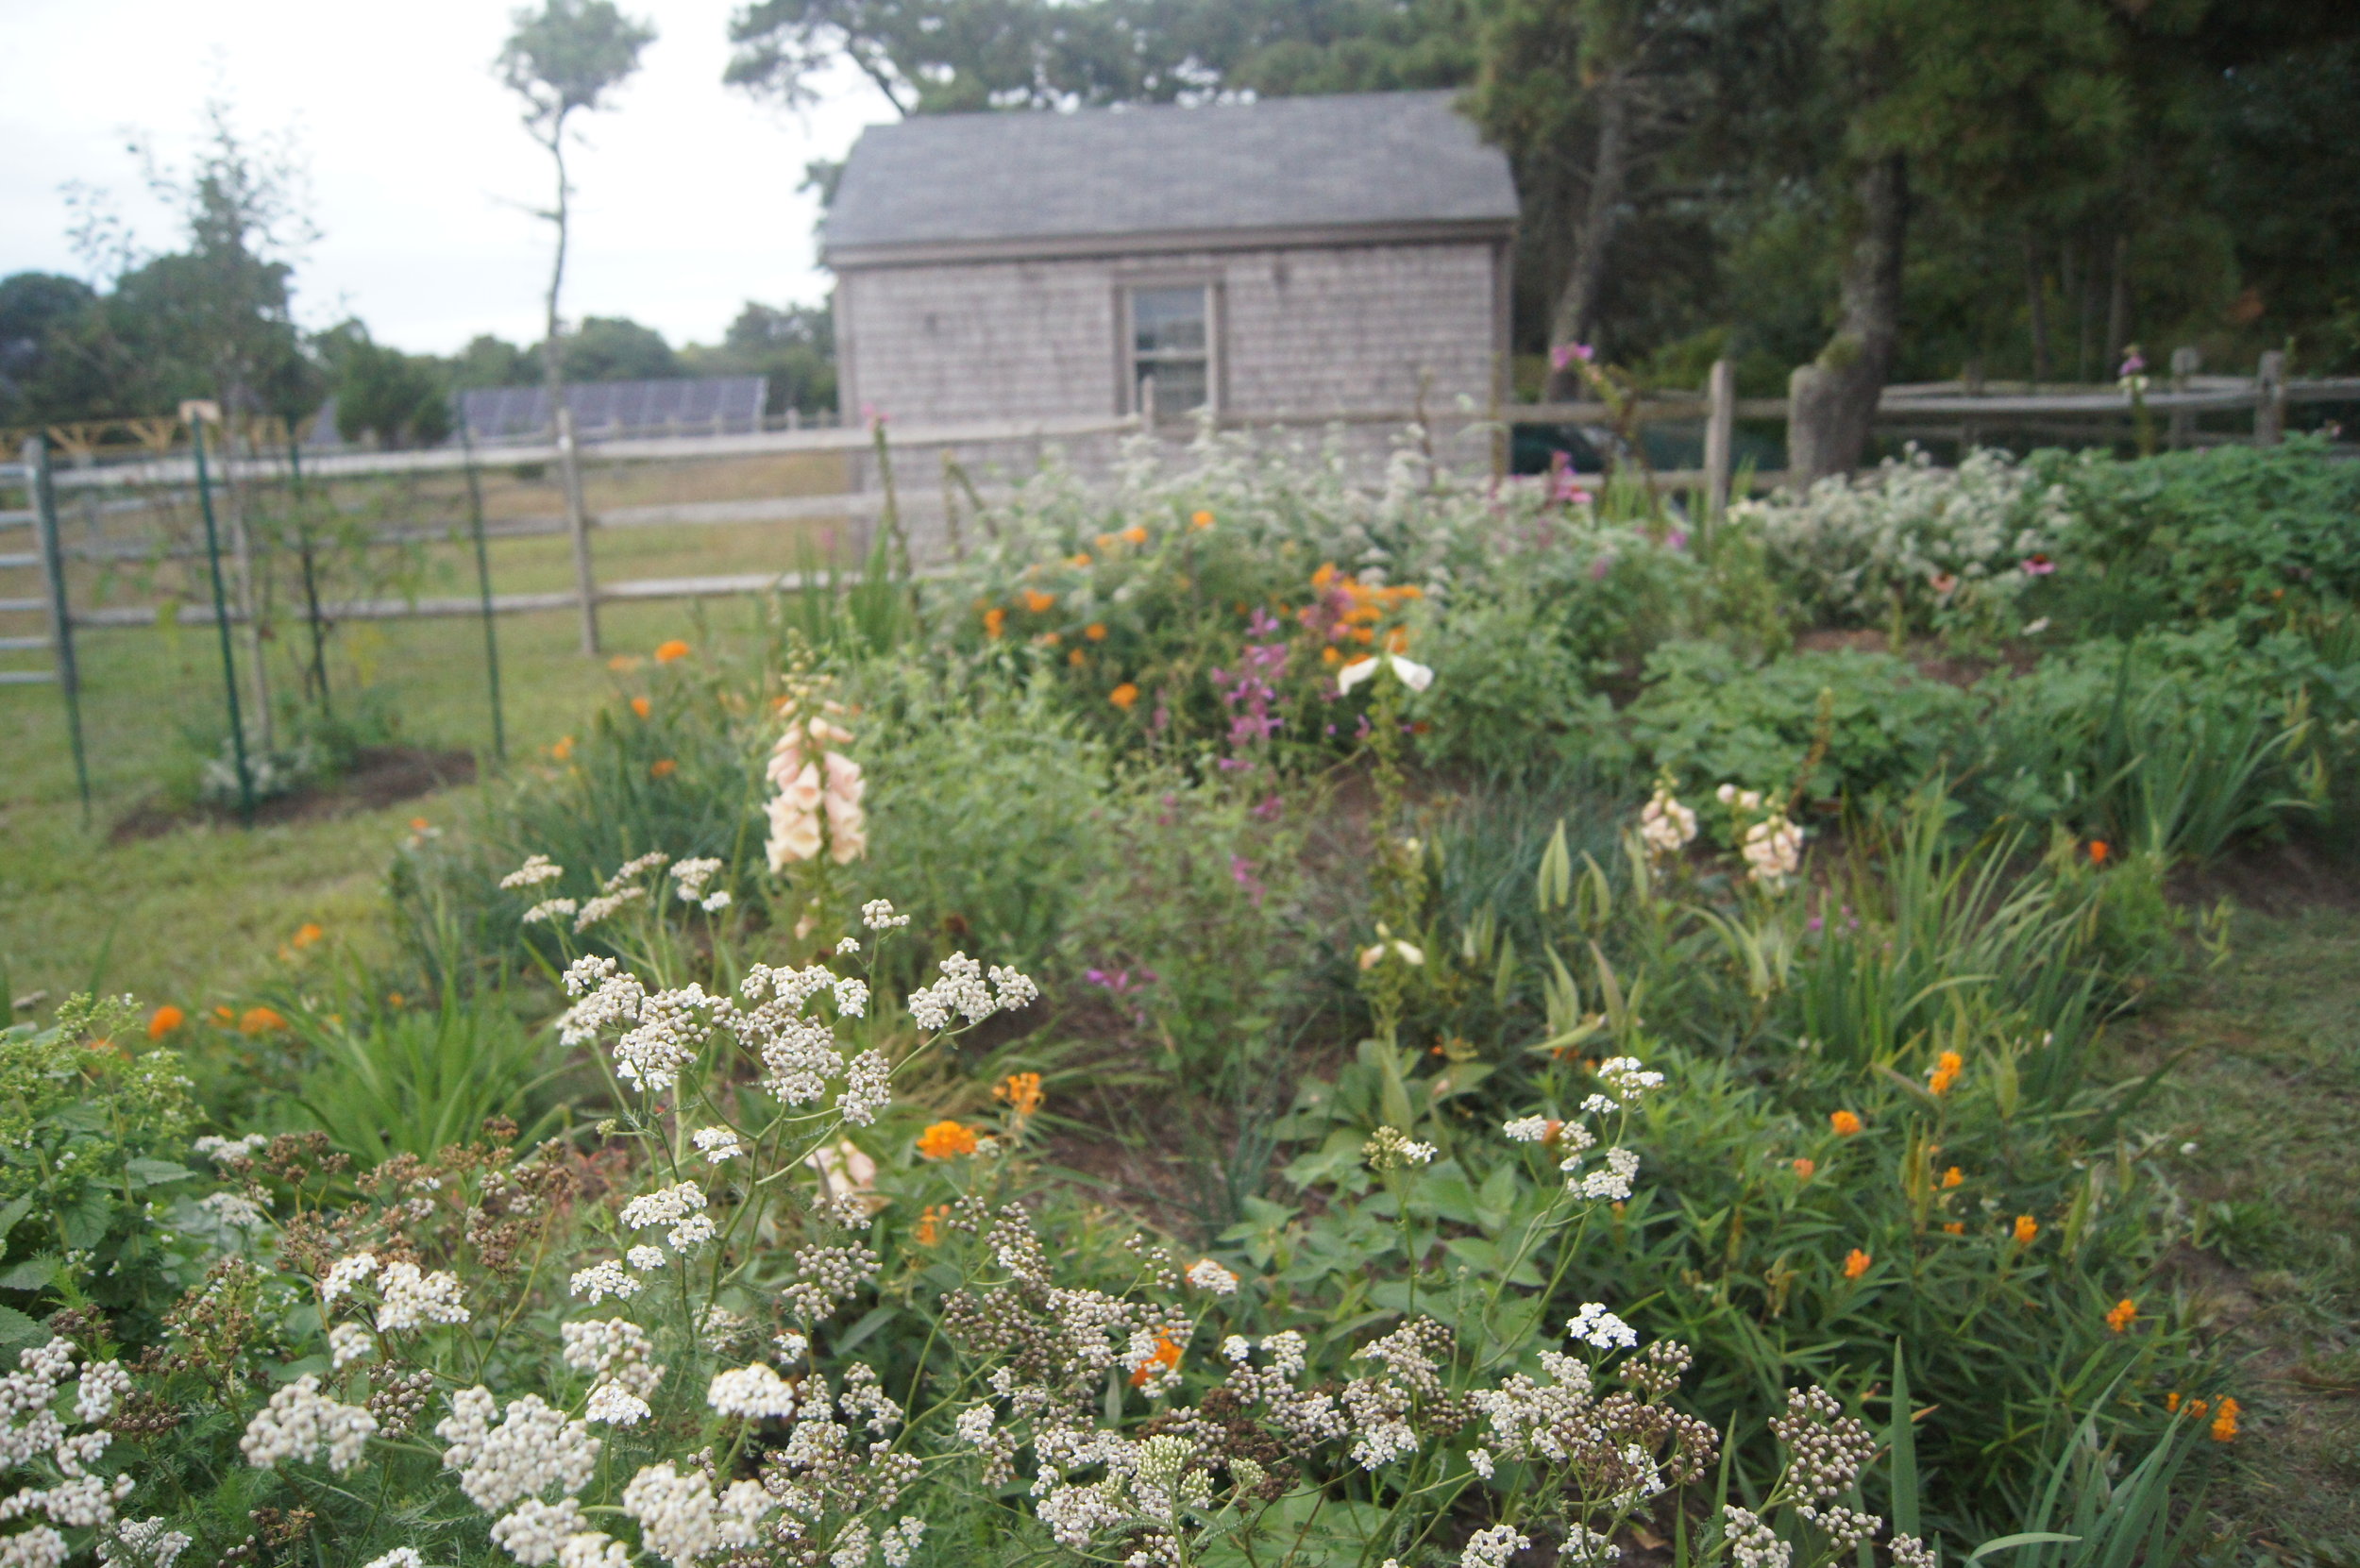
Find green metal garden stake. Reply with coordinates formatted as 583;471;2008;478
25;438;92;822
191;413;257;821
460;412;507;763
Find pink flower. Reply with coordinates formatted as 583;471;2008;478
1549;343;1596;371
2020;554;2056;577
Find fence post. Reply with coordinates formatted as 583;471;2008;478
24;438;92;822
459;413;507;763
2254;350;2286;446
1703;358;1735;521
187;409;257;822
2167;346;2200;449
556;404;599;655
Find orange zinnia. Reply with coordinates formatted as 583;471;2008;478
2105;1298;2137;1334
1121;525;1148;546
146;1004;185;1039
650;759;678;779
653;639;690;663
239;1006;289;1036
1191;510;1214;529
630;696;651;718
1830;1110;1863;1137
916;1121;979;1160
1108;683;1140;711
1022;589;1055;615
984;607;1006;638
1843;1248;1872;1279
2013;1214;2039;1245
1129;1335;1182;1386
1929;1050;1963;1096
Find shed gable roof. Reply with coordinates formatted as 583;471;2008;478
824;91;1517;263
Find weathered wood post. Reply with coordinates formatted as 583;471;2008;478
2168;346;2200;449
2255;350;2286;446
556;403;599;655
1703;358;1735;521
1784;364;1822;489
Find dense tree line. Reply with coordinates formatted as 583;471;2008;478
731;0;2358;469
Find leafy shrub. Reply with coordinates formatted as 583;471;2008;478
1627;641;1980;812
2036;435;2360;635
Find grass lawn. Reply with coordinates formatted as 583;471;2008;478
2137;903;2360;1555
0;593;785;1009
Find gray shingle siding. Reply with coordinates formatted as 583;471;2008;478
825;92;1517;260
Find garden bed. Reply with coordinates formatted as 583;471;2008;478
107;744;477;841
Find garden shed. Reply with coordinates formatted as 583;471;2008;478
822;91;1519;435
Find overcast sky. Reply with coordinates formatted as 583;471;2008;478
1;0;898;355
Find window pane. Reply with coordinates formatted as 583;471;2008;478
1137;359;1207;413
1133;287;1206;355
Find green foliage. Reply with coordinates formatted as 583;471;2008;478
290;988;565;1164
0;996;211;1343
1629;642;1979;811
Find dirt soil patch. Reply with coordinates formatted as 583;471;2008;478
110;746;478;842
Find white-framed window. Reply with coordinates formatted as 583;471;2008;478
1125;283;1214;416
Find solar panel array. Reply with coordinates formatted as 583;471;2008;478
455;377;772;444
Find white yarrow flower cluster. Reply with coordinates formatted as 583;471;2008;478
435;1388;598;1513
1567;1302;1640;1350
319;1252;378;1303
328;1324;377;1370
862;898;912;930
567;1261;642;1305
619;1181;713;1253
707;1363;799;1420
375;1261;470;1332
98;1519;192;1568
1460;1525;1529;1568
500;854;565;889
1186;1259;1239;1295
906;953;1038;1033
562;1320;662;1428
667;857;732;912
240;1374;378;1474
620;1462;770;1568
691;1125;744;1164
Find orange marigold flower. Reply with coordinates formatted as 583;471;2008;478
984;606;1007;638
1942;1166;1964;1189
1037;632;1062;647
239;1006;289;1036
1068;648;1087;666
994;1071;1045;1118
1191;509;1215;529
1792;1157;1816;1179
1069;553;1093;568
1129;1335;1183;1387
2165;1391;2182;1413
1942;1222;1964;1235
213;1004;235;1023
2209;1397;2238;1442
630;696;651;718
410;817;430;831
1021;589;1056;615
551;735;576;760
1830;1110;1863;1137
2088;839;2110;866
1121;525;1148;546
292;921;325;949
1385;626;1411;653
1310;563;1338;591
1348;626;1375;644
1085;622;1108;641
146;1004;185;1039
916;1121;979;1160
1929;1050;1963;1096
1321;646;1342;665
1843;1248;1872;1279
654;638;691;663
607;654;638;672
2014;1214;2040;1245
1109;683;1140;711
2106;1298;2137;1334
650;758;679;779
915;1205;948;1246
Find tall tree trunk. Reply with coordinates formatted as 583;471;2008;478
1543;66;1633;400
2022;233;2051;384
1789;154;1906;483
